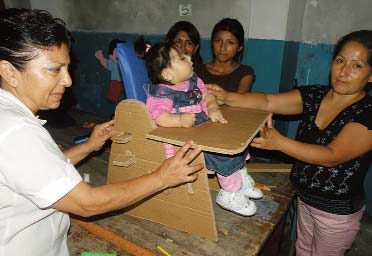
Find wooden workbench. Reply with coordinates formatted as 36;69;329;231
61;104;295;255
47;109;367;256
68;172;294;256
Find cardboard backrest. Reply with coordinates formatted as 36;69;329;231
116;43;148;102
107;100;218;240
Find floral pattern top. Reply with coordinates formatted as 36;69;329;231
290;85;372;214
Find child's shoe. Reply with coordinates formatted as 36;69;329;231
216;189;256;216
241;167;263;199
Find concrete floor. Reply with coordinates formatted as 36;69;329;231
347;213;372;256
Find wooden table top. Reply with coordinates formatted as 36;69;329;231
58;108;294;256
69;172;295;256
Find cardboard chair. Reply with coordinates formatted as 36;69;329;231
108;99;219;240
112;44;221;239
109;44;291;240
107;99;273;240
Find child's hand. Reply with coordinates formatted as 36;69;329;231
180;113;196;128
208;108;227;123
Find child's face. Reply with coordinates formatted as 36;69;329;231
165;48;193;85
212;30;242;62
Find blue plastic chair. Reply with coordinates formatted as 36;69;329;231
74;42;149;145
116;42;149;102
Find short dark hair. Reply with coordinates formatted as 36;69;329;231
108;38;126;55
145;42;175;84
333;30;372;67
0;8;72;72
166;21;203;65
133;35;151;59
211;18;245;62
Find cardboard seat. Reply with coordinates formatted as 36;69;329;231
107;100;275;240
107;100;218;240
109;44;290;240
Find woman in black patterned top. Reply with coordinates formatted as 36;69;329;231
206;30;372;256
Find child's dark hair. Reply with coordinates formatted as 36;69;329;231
108;38;126;55
211;18;245;62
134;35;151;59
145;42;174;85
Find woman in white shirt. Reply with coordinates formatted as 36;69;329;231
0;8;203;255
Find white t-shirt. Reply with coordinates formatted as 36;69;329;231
0;89;83;255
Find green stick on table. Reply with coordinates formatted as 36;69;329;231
81;252;117;256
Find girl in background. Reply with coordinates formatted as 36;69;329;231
196;18;257;193
166;21;203;66
195;18;255;93
143;42;263;216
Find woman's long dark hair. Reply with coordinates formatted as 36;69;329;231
211;18;245;62
333;30;372;91
166;21;203;65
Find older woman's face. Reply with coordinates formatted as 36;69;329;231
172;31;198;57
15;44;71;113
331;41;372;95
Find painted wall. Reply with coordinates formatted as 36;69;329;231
11;0;305;102
30;0;251;38
297;0;372;86
301;0;372;44
4;0;372;212
4;0;30;8
249;0;291;40
4;0;371;135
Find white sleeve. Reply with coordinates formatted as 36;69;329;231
0;123;82;208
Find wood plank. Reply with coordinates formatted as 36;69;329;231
246;163;292;173
146;106;269;155
71;218;156;256
68;222;130;255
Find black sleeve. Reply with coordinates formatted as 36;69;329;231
355;107;372;129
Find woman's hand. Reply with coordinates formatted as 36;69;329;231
156;141;203;188
206;84;227;105
250;114;284;151
56;141;204;216
86;119;116;151
64;119;116;164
